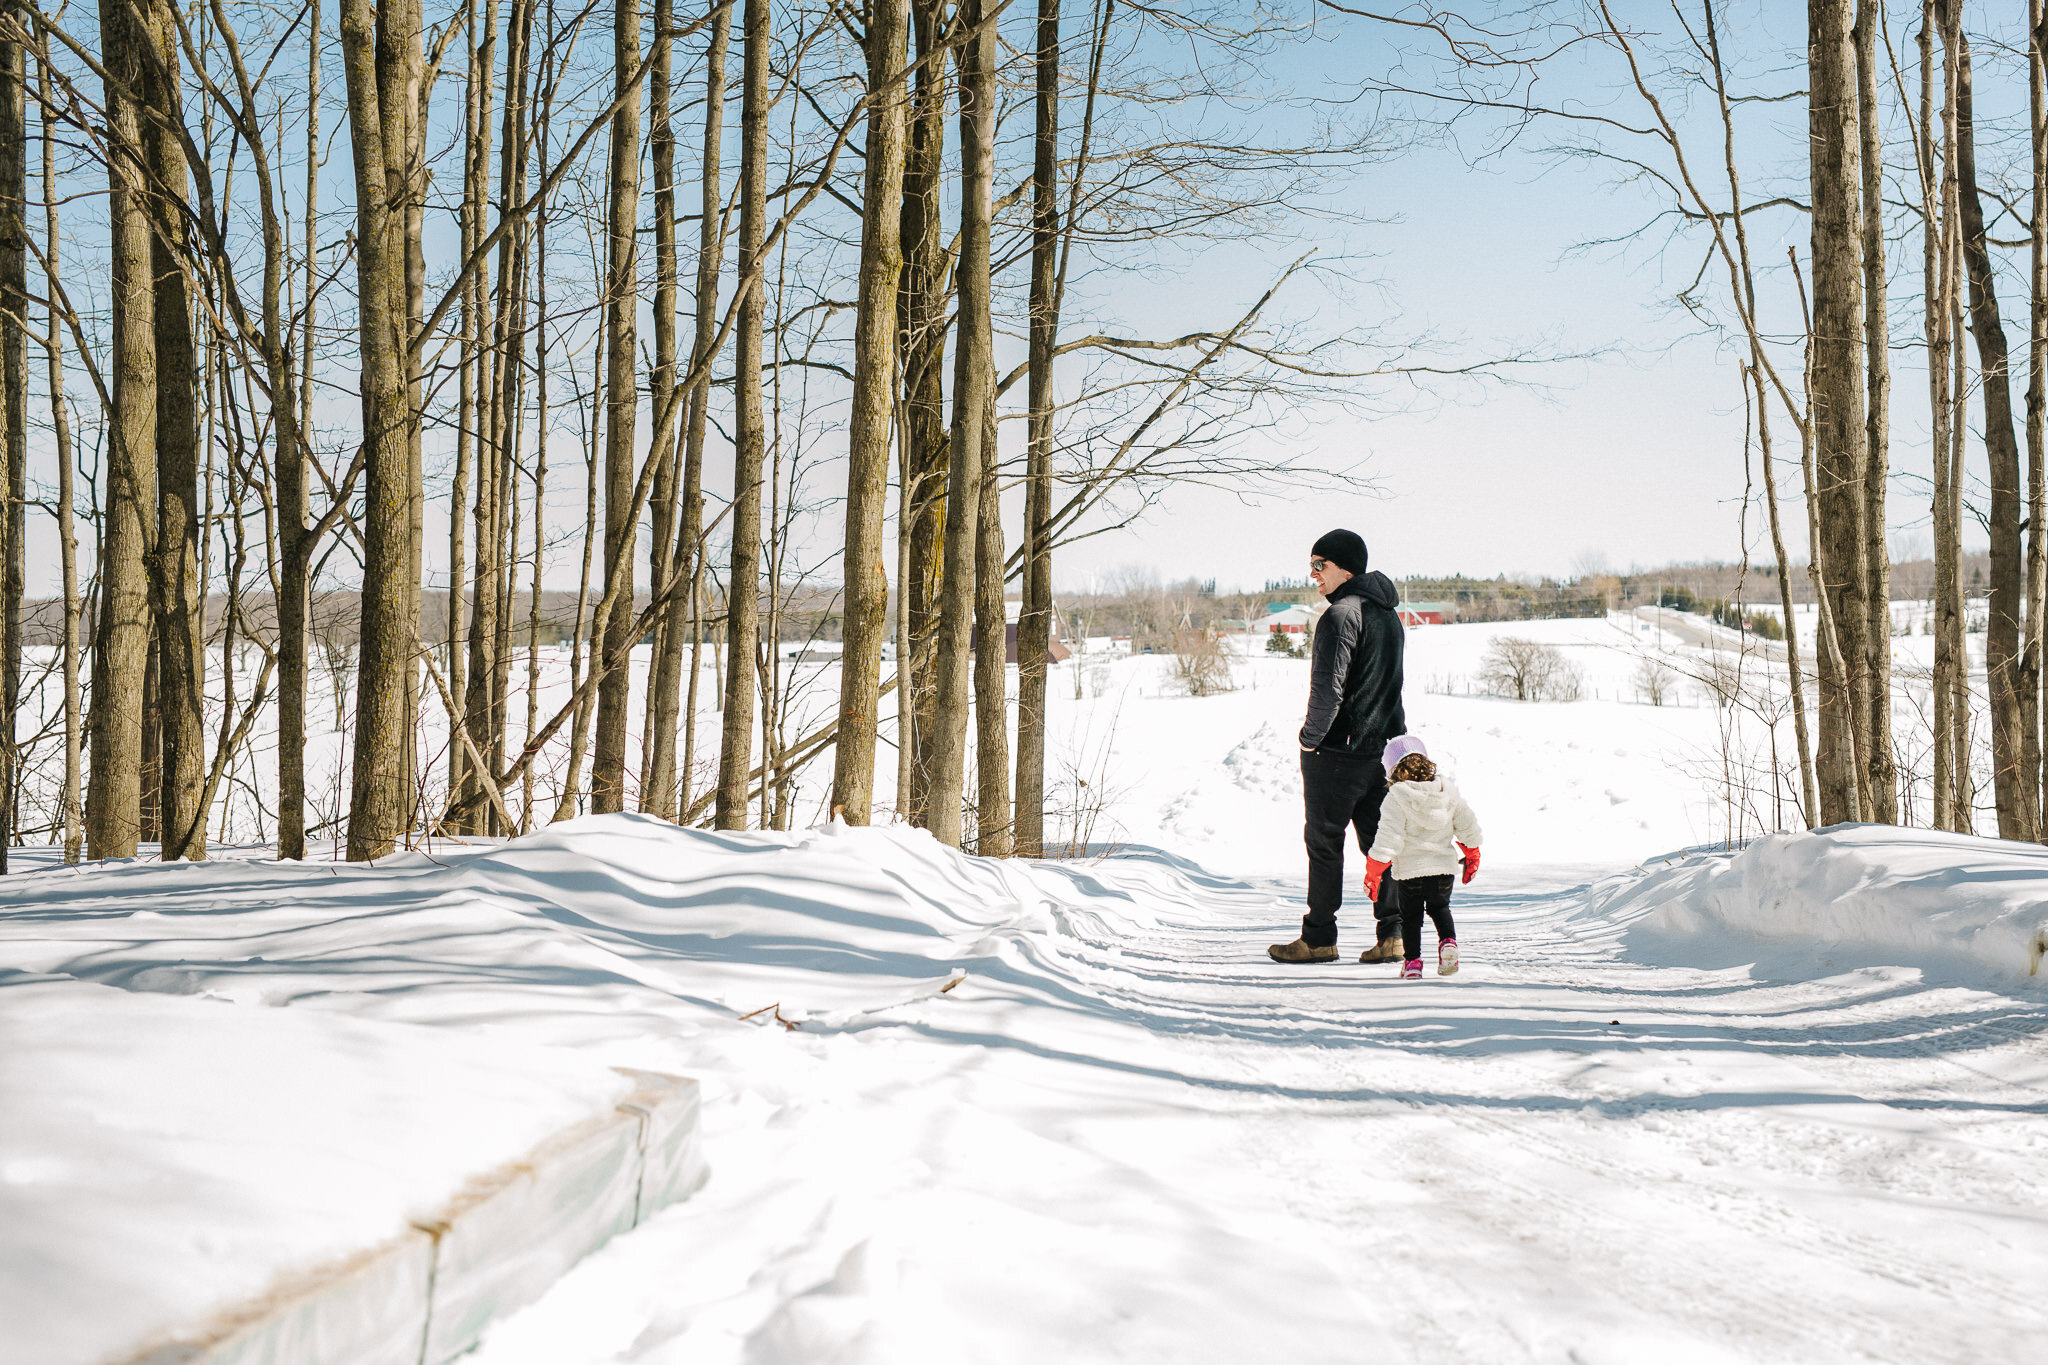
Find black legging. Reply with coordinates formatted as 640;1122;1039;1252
1395;874;1457;962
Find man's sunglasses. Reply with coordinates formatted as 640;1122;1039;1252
1309;557;1330;571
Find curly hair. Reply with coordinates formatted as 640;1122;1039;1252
1390;752;1438;784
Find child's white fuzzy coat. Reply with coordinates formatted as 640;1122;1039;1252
1369;776;1483;879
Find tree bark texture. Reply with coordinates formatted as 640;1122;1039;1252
972;378;1009;854
1014;0;1060;858
0;12;21;871
143;0;205;860
1852;0;1895;823
2028;0;2048;837
1929;0;1974;830
593;0;643;814
87;0;157;860
897;0;949;827
39;40;81;861
492;0;536;817
830;0;909;825
679;3;731;821
927;0;995;849
342;0;423;861
455;0;500;834
278;0;322;859
716;0;770;828
447;0;488;808
1807;0;1871;826
1923;3;1962;831
642;0;686;819
1947;4;2036;840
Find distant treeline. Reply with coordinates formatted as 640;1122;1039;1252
1584;554;1987;607
55;553;1977;655
13;585;855;653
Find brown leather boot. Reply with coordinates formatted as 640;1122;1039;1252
1358;934;1405;964
1267;938;1339;964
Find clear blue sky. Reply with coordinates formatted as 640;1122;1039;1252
1049;0;2002;593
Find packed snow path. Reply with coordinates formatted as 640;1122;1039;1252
4;817;2045;1363
474;862;2048;1365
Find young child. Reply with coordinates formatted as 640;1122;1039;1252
1362;735;1482;979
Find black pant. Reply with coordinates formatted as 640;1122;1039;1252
1300;748;1399;948
1397;874;1457;961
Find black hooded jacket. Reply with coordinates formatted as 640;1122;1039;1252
1298;570;1405;759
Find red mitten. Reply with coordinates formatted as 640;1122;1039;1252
1363;857;1391;901
1458;844;1481;885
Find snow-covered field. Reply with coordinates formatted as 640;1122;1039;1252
5;612;2047;1363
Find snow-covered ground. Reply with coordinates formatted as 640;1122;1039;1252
3;976;630;1365
5;612;2047;1363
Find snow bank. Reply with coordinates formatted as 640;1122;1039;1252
1581;824;2048;984
0;975;632;1365
0;815;1282;1363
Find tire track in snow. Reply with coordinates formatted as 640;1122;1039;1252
1016;866;2048;1360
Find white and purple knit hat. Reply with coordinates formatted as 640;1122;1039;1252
1381;733;1428;779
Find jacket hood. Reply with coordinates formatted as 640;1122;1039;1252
1333;570;1398;611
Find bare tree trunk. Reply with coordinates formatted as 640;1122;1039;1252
1853;0;1894;823
1754;366;1817;828
39;42;80;862
526;37;556;832
553;331;605;820
1801;340;1864;826
400;0;428;837
1926;0;1973;830
341;0;423;861
1922;3;1961;831
898;0;948;827
1945;2;2035;840
894;469;913;813
0;6;20;872
141;634;160;843
642;0;684;818
143;0;205;861
448;0;490;805
489;2;534;824
470;0;532;833
1808;0;1871;825
1949;279;1975;824
456;1;500;835
679;3;730;821
277;0;321;859
1014;0;1059;857
830;0;909;825
716;0;769;829
927;0;994;848
762;252;786;833
2029;0;2048;838
972;379;1009;854
88;0;157;860
594;0;643;813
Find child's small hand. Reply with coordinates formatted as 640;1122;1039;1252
1458;844;1481;884
1363;857;1390;900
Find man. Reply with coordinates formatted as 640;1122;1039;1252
1269;528;1407;964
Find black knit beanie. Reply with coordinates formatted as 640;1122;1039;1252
1311;528;1368;576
